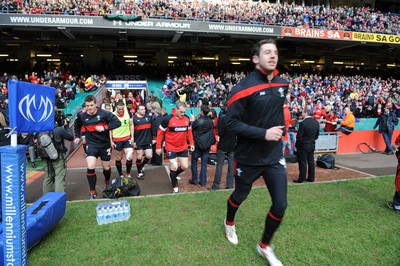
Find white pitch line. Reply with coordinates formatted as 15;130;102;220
335;164;376;177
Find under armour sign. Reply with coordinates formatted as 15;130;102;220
8;80;56;133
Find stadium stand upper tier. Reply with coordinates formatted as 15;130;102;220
1;1;399;35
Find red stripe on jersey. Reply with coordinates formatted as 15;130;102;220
135;123;151;131
113;135;131;142
84;122;108;132
227;83;288;108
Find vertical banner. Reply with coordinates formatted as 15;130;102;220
0;145;27;266
8;80;55;133
1;80;55;265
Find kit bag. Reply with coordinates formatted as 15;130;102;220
316;154;339;169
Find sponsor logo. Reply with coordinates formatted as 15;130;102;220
278;87;285;97
18;94;53;122
173;127;188;132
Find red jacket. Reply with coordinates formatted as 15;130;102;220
156;109;194;152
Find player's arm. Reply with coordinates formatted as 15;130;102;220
130;119;135;143
225;92;266;139
73;114;83;144
105;111;122;131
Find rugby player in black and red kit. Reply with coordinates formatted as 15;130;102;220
74;95;121;199
132;104;153;179
223;39;289;266
156;102;194;193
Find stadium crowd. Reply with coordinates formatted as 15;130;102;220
162;70;400;121
1;67;400;123
0;0;399;35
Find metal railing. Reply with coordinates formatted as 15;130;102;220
315;132;339;153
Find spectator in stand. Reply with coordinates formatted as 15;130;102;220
161;84;171;100
190;105;216;187
55;88;67;110
338;107;355;135
373;106;399;155
84;74;95;92
190;87;200;107
176;86;187;103
323;106;339;132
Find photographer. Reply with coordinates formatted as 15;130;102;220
42;113;74;194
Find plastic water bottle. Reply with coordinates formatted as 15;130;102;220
96;203;105;225
108;203;115;223
116;203;123;222
97;200;131;225
122;200;131;221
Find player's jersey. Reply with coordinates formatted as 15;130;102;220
132;114;152;145
112;110;132;142
156;110;194;152
74;108;121;147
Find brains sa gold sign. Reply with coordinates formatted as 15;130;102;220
352;32;400;44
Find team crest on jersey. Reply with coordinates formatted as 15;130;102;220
236;168;242;177
97;115;101;121
278;87;285;98
260;91;266;96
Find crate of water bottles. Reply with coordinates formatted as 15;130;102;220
96;199;131;225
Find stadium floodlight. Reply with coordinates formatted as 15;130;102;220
168;56;177;59
304;60;315;63
0;54;9;57
36;54;52;57
124;55;137;58
333;61;344;64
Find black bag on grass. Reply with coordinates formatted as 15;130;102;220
316;154;337;169
102;176;140;198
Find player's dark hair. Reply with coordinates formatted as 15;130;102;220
251;39;277;57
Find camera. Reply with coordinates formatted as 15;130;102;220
55;110;72;126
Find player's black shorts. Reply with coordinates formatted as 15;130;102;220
234;160;286;185
114;139;133;151
231;160;287;216
86;144;112;161
135;144;152;151
167;150;189;159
